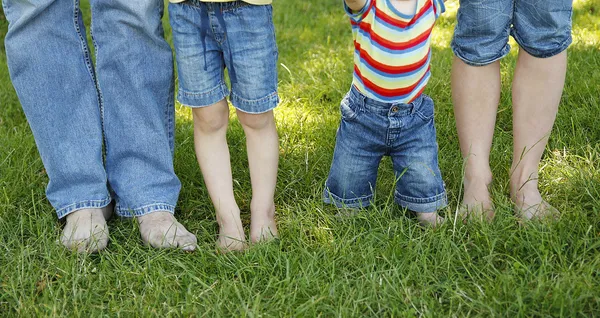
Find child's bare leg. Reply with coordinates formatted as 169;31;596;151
510;50;565;220
236;110;279;243
415;211;445;228
193;100;246;251
451;57;500;221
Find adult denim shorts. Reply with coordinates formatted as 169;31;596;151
169;0;279;113
324;87;447;213
451;0;573;66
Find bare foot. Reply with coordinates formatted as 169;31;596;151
137;212;197;251
415;212;445;227
60;203;112;253
511;179;559;221
216;209;247;253
460;177;495;222
250;203;278;243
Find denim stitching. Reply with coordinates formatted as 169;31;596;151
56;197;113;219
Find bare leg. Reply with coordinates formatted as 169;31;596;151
61;204;113;253
193;100;246;252
236;110;279;243
510;50;566;220
451;57;500;221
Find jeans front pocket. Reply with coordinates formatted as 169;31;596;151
340;93;359;122
414;94;434;122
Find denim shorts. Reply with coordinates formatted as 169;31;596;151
451;0;573;66
169;0;279;113
323;87;447;213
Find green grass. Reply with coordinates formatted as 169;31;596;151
1;0;600;316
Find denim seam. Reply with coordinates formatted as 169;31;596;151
56;197;113;219
230;90;278;104
115;203;176;217
179;82;228;97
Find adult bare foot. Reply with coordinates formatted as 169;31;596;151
250;203;278;243
137;212;197;251
60;203;112;253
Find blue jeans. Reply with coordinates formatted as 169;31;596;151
451;0;572;66
169;0;279;114
324;87;447;213
3;0;181;218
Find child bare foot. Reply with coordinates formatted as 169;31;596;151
460;176;495;222
216;210;247;253
60;203;112;253
512;186;559;221
250;203;278;243
137;212;197;251
415;212;445;227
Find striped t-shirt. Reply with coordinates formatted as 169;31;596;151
345;0;445;103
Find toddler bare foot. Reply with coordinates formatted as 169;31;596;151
137;212;197;251
216;210;247;253
415;212;445;227
60;204;112;253
250;203;278;243
460;177;495;222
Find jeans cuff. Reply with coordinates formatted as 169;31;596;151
451;42;511;67
323;188;373;209
177;82;229;107
55;197;113;219
394;191;447;213
512;32;572;59
115;203;176;217
230;91;279;114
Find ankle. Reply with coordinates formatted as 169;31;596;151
510;172;540;200
250;201;275;218
463;168;493;186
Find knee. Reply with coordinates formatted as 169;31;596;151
237;110;275;131
192;108;229;134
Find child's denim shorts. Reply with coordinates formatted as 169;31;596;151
169;0;279;113
451;0;572;66
323;86;447;213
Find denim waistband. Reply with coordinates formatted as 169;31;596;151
188;0;249;11
348;85;424;116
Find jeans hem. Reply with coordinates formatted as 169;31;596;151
115;203;176;217
56;197;113;219
512;32;572;59
323;189;373;209
230;91;279;114
451;43;511;67
394;191;447;213
177;82;229;107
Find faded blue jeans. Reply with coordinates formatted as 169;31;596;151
3;0;181;218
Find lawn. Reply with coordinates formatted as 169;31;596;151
1;0;599;316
